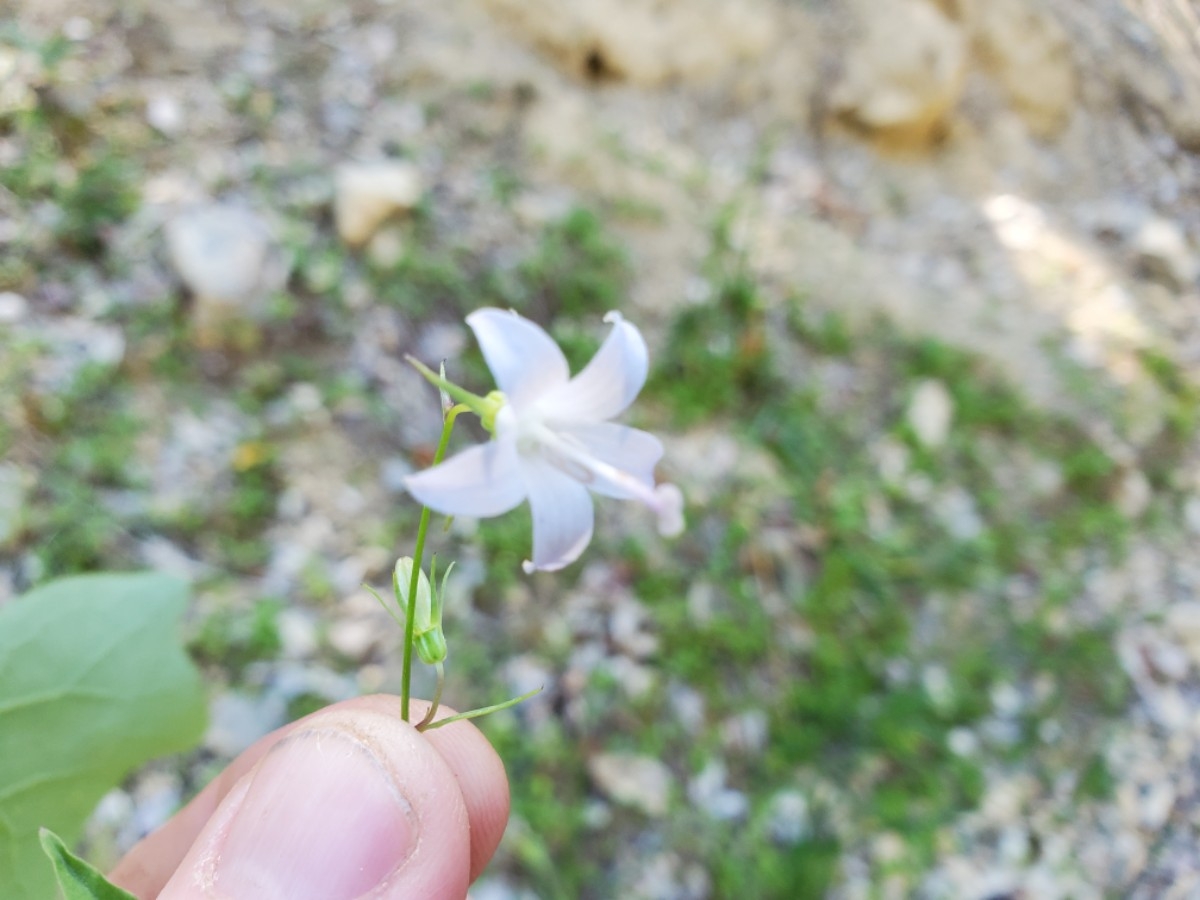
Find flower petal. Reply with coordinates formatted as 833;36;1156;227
538;311;648;423
520;457;595;572
404;437;526;517
555;422;663;499
653;483;685;537
466;308;569;412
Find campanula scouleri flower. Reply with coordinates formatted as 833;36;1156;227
405;308;683;572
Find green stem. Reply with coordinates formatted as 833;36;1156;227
415;662;445;731
406;356;491;411
401;403;469;723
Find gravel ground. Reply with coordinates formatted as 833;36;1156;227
4;1;1200;897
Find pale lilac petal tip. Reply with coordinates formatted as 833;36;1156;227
654;483;685;537
520;458;595;572
404;438;526;518
538;311;649;423
555;423;663;499
466;308;569;411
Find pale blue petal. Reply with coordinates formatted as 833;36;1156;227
555;422;663;499
539;312;648;423
467;308;569;412
404;437;526;517
520;457;594;572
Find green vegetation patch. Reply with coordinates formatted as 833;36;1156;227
0;30;140;288
461;211;1199;895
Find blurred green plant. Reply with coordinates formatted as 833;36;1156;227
462;213;1192;895
0;573;206;899
190;596;284;680
0;30;139;287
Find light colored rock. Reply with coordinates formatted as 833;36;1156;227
1133;217;1198;291
334;161;423;248
1102;6;1200;152
23;317;126;396
151;404;248;518
667;681;706;735
969;0;1076;136
874;437;910;486
1165;602;1200;640
907;378;954;448
1165;602;1200;668
0;291;27;323
165;204;281;342
767;790;810;845
481;0;775;88
277;608;319;659
129;771;183;840
934;486;984;540
609;597;658;659
268;662;359;706
720;709;769;756
502;654;556;726
1116;470;1152;519
628;852;710;900
205;690;287;757
327;615;382;662
1144;636;1190;682
991;681;1023;718
688;760;748;822
922;664;954;712
137;536;209;581
830;0;967;146
1131;777;1176;831
365;224;406;268
665;429;779;506
146;92;184;135
588;752;673;817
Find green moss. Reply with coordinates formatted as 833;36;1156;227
1075;752;1115;801
190;597;284;679
651;275;775;425
642;254;1158;880
18;360;142;578
712;838;840;900
0;30;140;272
518;207;630;321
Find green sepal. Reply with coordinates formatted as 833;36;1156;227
415;629;449;666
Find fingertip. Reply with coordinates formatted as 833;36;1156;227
160;705;474;900
421;714;511;880
355;696;511;880
114;695;510;899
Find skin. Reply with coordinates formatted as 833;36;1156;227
109;695;510;900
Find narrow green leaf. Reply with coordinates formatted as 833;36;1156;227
0;573;207;899
420;686;544;731
39;828;137;900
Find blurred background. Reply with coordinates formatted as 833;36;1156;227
2;0;1200;896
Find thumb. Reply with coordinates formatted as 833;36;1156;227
160;707;472;900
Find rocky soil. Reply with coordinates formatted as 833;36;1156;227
4;0;1200;897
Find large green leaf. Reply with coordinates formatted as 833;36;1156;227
0;573;207;899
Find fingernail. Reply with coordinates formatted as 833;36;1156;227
210;728;417;900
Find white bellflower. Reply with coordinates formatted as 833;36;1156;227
405;308;683;573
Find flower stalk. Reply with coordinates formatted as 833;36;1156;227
399;401;467;723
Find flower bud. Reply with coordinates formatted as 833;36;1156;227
393;557;432;630
392;556;448;665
